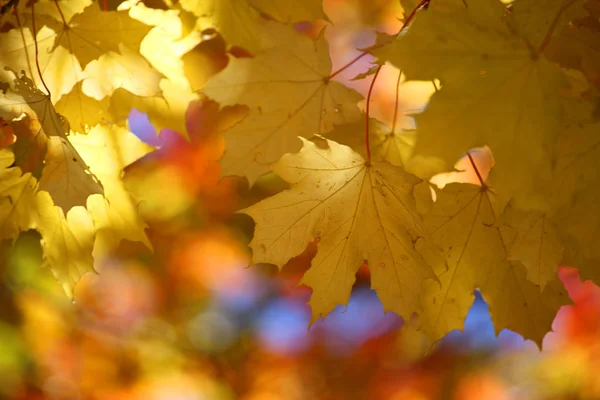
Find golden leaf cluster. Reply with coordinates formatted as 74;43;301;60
1;0;598;345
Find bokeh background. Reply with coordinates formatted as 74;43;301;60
1;0;599;399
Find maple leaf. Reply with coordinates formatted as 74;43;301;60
0;147;96;296
107;2;201;137
0;149;38;240
1;70;105;212
375;0;572;202
35;191;96;298
32;2;152;69
0;121;152;295
6;0;93;32
556;189;600;285
179;0;268;53
529;97;600;284
81;44;162;101
417;180;504;342
499;203;563;290
481;259;571;345
0;27;82;100
0;1;163;133
242;138;440;321
9;114;49;178
0;0;158;98
326;118;445;180
247;0;327;24
1;70;67;138
418;179;569;345
38;136;104;213
511;0;589;49
179;0;325;53
202;22;362;184
54;82;111;133
548;97;600;282
0;64;153;294
0;0;593;345
546;22;600;89
68;124;154;255
549;98;600;204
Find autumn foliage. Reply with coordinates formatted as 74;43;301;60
0;0;599;359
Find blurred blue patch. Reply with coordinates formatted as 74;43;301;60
441;290;532;352
254;288;402;357
318;288;402;356
128;109;162;147
254;297;312;356
215;275;267;314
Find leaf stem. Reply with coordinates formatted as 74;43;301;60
401;0;431;33
466;151;485;187
0;0;19;16
53;0;68;25
328;51;370;80
31;1;52;97
365;65;382;164
390;69;403;134
327;0;431;81
363;0;430;163
13;6;36;80
538;0;582;53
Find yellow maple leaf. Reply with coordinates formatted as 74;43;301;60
247;0;327;24
68;124;155;255
326;118;446;180
108;2;201;137
1;0;156;100
0;1;162;133
546;23;600;88
551;99;600;281
556;189;600;284
0;148;96;297
35;2;152;69
418;181;504;342
0;121;153;295
326;119;416;168
481;260;570;346
550;98;600;205
202;22;363;184
1;70;70;138
0;71;104;213
82;44;163;101
38;136;104;213
9;114;49;178
499;203;563;290
54;82;111;132
179;0;266;53
534;97;600;283
418;179;569;345
8;70;68;137
242;138;440;322
511;0;588;49
0;27;82;100
0;150;38;240
376;0;570;202
9;0;92;33
35;191;96;298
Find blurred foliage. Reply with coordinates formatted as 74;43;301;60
0;0;598;399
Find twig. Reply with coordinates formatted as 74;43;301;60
365;66;382;163
31;1;52;96
466;151;485;187
538;0;582;53
390;69;403;134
